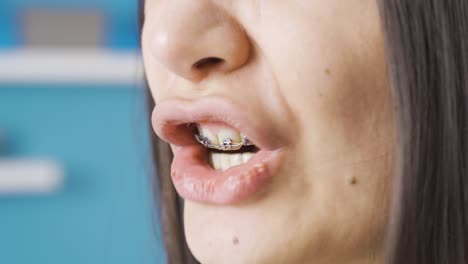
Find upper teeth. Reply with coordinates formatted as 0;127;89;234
196;125;253;151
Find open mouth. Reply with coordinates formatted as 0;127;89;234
152;97;287;205
189;122;260;171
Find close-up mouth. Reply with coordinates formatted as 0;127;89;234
191;122;260;171
152;96;287;205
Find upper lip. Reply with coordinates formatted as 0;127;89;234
152;95;289;151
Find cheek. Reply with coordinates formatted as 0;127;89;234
243;0;388;143
251;3;391;162
242;0;394;253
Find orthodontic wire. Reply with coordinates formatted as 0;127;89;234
195;134;254;151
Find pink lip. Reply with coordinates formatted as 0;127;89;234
152;96;287;205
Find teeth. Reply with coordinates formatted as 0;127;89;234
220;153;231;171
230;153;244;167
198;125;247;150
199;126;219;145
218;128;242;145
242;153;255;163
209;153;220;170
210;152;256;171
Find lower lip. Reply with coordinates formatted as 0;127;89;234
170;145;285;205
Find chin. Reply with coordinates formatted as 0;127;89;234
183;200;293;264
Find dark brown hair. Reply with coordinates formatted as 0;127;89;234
380;0;468;263
141;1;468;263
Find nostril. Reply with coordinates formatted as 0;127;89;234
193;57;225;71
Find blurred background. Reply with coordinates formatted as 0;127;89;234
0;0;166;263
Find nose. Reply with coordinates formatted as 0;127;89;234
146;0;251;82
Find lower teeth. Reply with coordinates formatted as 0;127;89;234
210;152;255;171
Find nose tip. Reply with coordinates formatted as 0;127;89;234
148;1;251;82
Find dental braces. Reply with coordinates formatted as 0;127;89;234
195;134;254;151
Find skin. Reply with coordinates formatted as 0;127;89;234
142;0;395;263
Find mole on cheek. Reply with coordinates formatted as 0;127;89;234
348;176;358;185
325;68;331;75
233;236;239;245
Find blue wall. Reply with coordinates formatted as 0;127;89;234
0;0;139;49
0;85;165;264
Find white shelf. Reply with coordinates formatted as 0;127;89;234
0;48;144;85
0;159;64;195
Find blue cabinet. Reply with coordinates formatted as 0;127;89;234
0;0;139;50
0;85;165;264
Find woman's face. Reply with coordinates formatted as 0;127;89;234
143;0;395;263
